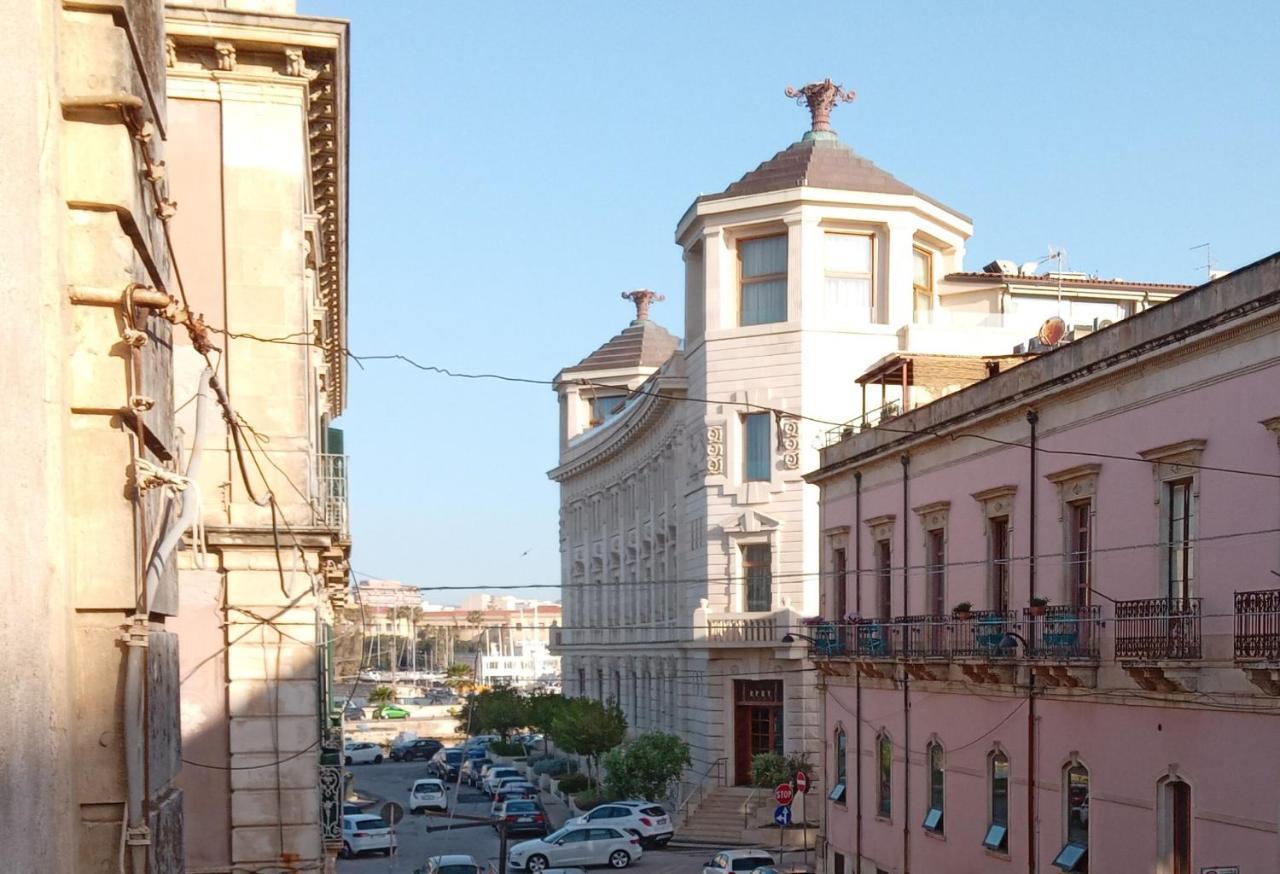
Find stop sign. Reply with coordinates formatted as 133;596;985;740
795;771;808;794
774;783;794;806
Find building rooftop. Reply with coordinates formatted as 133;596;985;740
559;295;681;377
945;271;1193;292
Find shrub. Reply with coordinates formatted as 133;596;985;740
602;733;691;802
489;740;526;757
558;773;589;794
572;789;603;810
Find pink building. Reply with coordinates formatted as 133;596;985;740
806;254;1280;874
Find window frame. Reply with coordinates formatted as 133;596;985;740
1165;478;1195;602
924;741;944;833
912;246;934;317
1068;499;1093;607
830;726;848;804
989;516;1011;613
1056;761;1090;872
876;732;892;820
743;544;773;613
985;750;1010;853
588;394;626;427
743;412;772;482
925;528;946;617
823;230;875;321
875;539;893;619
738;233;789;327
832;546;848;621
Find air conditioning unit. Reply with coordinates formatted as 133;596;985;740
1093;318;1115;331
983;259;1019;275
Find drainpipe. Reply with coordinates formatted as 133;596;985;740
124;368;213;872
854;471;863;874
900;455;910;874
1026;410;1039;874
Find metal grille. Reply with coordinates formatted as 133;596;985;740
319;762;343;842
1235;588;1280;662
316;453;349;536
897;615;949;659
1023;605;1101;660
1114;597;1202;661
950;611;1019;659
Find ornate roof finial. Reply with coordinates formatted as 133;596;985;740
785;79;856;138
621;289;665;324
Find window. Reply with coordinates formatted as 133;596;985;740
926;529;945;616
829;728;847;804
825;232;874;319
589;395;625;426
1053;763;1090;871
740;235;788;325
1068;500;1092;607
832;852;845;874
832;547;848;621
1166;479;1194;601
985;751;1010;852
876;539;892;619
876;732;892;819
989;516;1011;613
744;413;772;481
1158;779;1192;874
744;544;772;612
923;742;944;833
912;247;933;317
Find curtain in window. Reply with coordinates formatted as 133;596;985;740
825;234;873;317
745;413;771;481
741;236;787;326
744;544;772;612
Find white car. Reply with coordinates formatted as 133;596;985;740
570;801;673;848
419;854;482;874
483;766;523;796
344;741;384;765
701;850;776;874
508;824;641;872
409;778;449;814
341;814;395;858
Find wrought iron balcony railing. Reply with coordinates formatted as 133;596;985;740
1022;604;1102;660
1235;588;1280;662
316;453;350;537
897;615;950;659
1114;597;1202;661
949;610;1020;659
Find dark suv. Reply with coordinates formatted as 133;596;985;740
392;738;443;762
429;747;465;780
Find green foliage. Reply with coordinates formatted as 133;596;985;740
558;773;589;793
445;663;477;694
549;697;627;785
602;733;691;802
524;691;567;753
455;686;528;739
368;685;393;705
488;739;527;757
573;787;618;810
751;752;815;788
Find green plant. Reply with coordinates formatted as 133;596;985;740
751;753;791;789
368;685;393;705
549;697;627;787
455;686;528;739
952;601;973;615
489;739;527;757
602;733;691;802
524;691;567;755
572;789;605;810
558;773;589;794
1030;596;1050;607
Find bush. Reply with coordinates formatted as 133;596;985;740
573;789;604;810
602;733;691;803
558;773;589;793
751;752;815;789
489;740;527;757
532;756;566;775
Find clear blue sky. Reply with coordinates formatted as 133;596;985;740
303;0;1279;605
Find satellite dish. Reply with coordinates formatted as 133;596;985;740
1019;261;1040;277
1038;316;1068;346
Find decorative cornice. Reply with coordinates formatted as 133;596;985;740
548;372;685;482
1137;439;1206;463
971;484;1017;503
863;513;896;528
912;500;951;516
1045;463;1102;484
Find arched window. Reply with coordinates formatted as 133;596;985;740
829;727;848;804
984;750;1010;852
1157;778;1192;874
876;732;892;819
923;741;944;833
1053;762;1089;871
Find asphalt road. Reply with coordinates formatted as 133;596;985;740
337;761;712;874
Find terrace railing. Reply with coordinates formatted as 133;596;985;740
1023;604;1102;660
897;615;950;659
1114;597;1202;661
950;610;1020;659
1235;588;1280;662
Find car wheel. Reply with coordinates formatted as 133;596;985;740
527;854;549;873
374;754;383;764
340;843;353;859
345;756;353;765
609;850;631;868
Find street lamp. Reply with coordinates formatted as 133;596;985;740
781;632;817;645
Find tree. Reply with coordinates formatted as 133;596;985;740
445;663;476;696
550;697;627;787
603;732;691;802
369;685;393;705
456;686;528;739
524;690;566;755
751;751;815;788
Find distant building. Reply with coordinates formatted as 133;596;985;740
478;639;562;689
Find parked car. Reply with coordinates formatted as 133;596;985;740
417;854;482;874
493;798;549;836
344;742;384;765
394;739;444;762
491;784;539;814
570;801;673;848
463;734;500;751
374;704;411;720
495;777;536;796
408;778;449;814
701;850;777;874
507;824;641;872
461;758;492;787
343;803;366;816
341;814;395;858
483;766;522;795
429;747;466;781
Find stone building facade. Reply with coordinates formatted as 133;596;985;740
550;83;1190;800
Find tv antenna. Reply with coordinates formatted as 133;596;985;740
1190;243;1215;282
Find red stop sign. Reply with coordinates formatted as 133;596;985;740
795;771;808;794
774;783;794;806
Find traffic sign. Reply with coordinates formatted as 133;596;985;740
774;783;794;806
773;804;792;827
380;801;405;826
795;771;808;794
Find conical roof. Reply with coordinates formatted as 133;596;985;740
559;319;680;375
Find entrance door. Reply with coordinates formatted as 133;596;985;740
733;680;784;784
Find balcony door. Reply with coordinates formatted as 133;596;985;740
733;680;784;785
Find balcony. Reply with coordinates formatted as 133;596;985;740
695;604;802;650
1023;605;1102;660
315;453;350;538
1235;588;1280;694
1115;597;1202;693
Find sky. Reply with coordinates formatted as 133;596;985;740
301;0;1280;605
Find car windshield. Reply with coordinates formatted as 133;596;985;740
505;801;538;813
416;782;443;792
544;827;570;843
445;751;463;762
355;818;388;830
732;860;772;871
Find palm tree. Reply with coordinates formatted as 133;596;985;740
445;663;475;696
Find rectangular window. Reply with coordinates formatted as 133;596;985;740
876;539;892;619
989;516;1011;613
1069;500;1092;607
924;743;944;833
912;247;933;317
1171;781;1191;874
985;753;1009;851
832;853;844;874
740;235;788;325
744;545;772;612
926;529;945;616
876;734;892;819
589;395;625;426
829;729;847;804
825;232;873;319
744;413;771;481
832;547;848;620
1166;479;1194;601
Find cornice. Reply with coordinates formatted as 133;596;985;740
549;383;684;482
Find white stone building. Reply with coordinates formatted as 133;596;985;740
549;82;1188;791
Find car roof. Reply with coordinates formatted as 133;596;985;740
719;850;775;859
431;855;479;865
345;814;383;824
414;778;445;787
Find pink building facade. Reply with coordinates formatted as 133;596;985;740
807;254;1280;874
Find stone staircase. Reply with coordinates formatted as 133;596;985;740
675;786;766;846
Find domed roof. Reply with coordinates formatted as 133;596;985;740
559;318;680;376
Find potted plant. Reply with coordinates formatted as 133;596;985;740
1029;596;1049;617
952;601;973;621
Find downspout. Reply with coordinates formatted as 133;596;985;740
125;367;213;872
854;471;863;874
900;455;911;874
1026;410;1039;874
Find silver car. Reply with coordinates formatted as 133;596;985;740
508;825;641;872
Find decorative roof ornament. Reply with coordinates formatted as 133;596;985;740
785;79;856;139
621;289;665;324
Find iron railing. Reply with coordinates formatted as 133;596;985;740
897;615;950;659
316;453;350;537
1235;588;1280;662
950;611;1020;659
319;762;343;843
1023;604;1102;660
1114;597;1202;661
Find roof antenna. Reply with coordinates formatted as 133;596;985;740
1190;243;1215;283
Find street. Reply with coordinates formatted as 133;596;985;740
339;761;712;874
